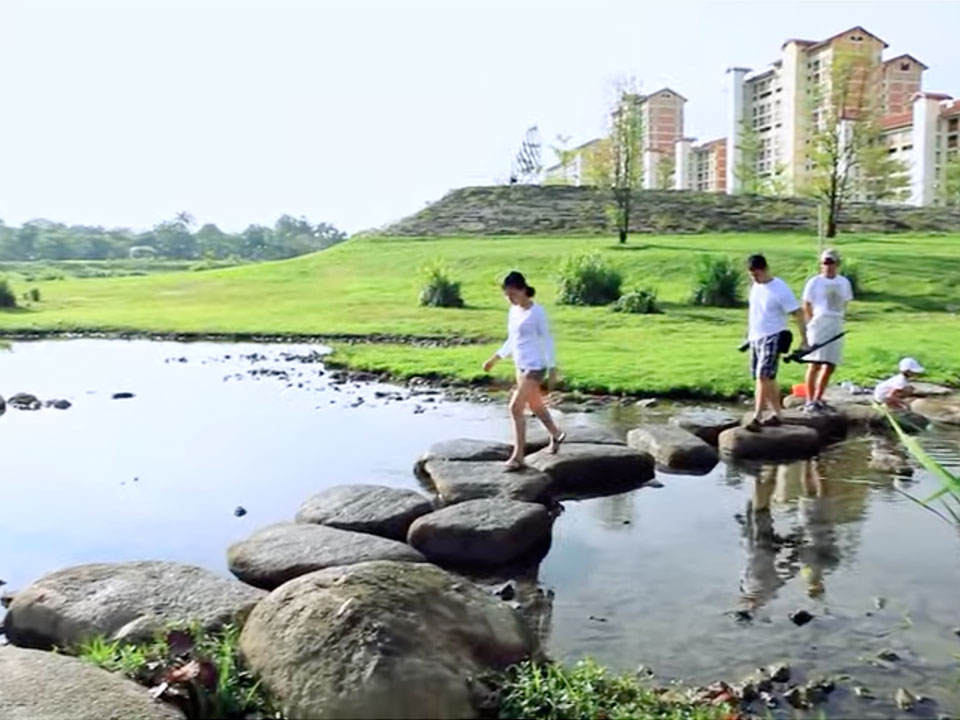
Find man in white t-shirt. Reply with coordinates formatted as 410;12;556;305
745;254;808;431
802;248;854;412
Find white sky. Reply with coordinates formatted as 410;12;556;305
1;0;958;234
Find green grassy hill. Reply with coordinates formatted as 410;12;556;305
1;232;958;396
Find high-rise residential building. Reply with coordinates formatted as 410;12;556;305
716;25;957;205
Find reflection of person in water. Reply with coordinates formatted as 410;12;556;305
797;460;841;598
739;466;785;610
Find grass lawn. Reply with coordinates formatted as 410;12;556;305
1;232;958;397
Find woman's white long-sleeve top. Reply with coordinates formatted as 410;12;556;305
495;302;555;371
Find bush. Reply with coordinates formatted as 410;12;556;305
0;278;17;308
26;287;41;303
556;253;622;306
690;255;742;307
418;260;464;308
843;261;864;295
612;288;662;314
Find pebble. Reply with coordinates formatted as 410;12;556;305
112;392;135;400
493;581;516;601
768;662;791;683
588;615;608;623
783;686;806;709
877;648;901;662
233;506;247;517
896;687;917;711
854;685;874;699
789;609;814;626
874;596;887;609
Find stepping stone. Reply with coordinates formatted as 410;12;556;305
669;408;739;445
295;484;433;541
420;460;552;506
626;424;718;474
718;425;821;461
835;403;887;432
3;561;264;649
0;645;184;720
911;382;955;397
525;426;624;453
526;443;654;498
741;409;847;442
227;523;425;590
407;498;553;567
911;396;960;426
239;561;533;719
414;438;514;478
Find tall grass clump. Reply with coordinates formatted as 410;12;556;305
76;623;281;719
612;288;662;314
556;252;622;306
690;255;742;307
0;278;17;308
497;659;730;720
883;406;960;527
418;260;464;308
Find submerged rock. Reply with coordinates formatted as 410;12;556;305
911;396;960;426
4;561;264;649
420;460;552;506
788;609;815;626
526;443;654;498
407;498;553;568
0;645;184;720
896;687;918;711
768;662;791;683
296;484;433;541
626;424;718;474
227;522;425;590
8;393;41;411
239;560;533;719
669;408;739;446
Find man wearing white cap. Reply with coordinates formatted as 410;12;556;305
801;248;853;412
874;357;925;409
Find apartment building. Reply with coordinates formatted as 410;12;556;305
724;26;957;205
674;138;727;193
544;88;686;189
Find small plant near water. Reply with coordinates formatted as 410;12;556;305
556;252;622;306
883;406;960;527
76;623;281;719
418;260;465;308
0;278;17;308
496;659;731;720
690;255;742;308
613;288;662;314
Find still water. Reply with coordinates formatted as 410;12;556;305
2;340;959;718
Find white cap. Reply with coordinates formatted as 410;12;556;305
899;357;925;373
820;248;840;263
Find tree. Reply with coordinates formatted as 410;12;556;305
607;80;644;243
656;154;675;190
802;52;908;237
545;135;577;186
941;152;960;207
734;120;764;194
153;215;198;259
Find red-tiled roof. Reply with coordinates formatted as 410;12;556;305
807;26;889;52
883;53;929;70
881;112;913;130
781;38;817;49
941;101;960;118
638;87;688;102
914;91;953;101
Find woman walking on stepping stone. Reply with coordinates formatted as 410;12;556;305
483;271;565;471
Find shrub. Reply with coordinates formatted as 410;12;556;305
556;253;622;306
690;255;742;307
843;261;864;295
418;260;464;308
26;287;41;303
612;288;662;314
0;278;17;308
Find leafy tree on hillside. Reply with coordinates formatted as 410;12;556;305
942;152;960;207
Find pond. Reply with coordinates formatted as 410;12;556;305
2;339;959;718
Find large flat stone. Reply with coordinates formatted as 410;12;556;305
407;498;553;567
626;424;718;474
0;645;184;720
414;438;515;478
718;425;822;461
3;561;264;649
240;561;533;719
741;409;847;442
669;408;739;445
421;460;551;506
526;442;654;498
295;484;433;541
912;382;956;397
228;522;425;590
911;396;960;426
524;425;625;453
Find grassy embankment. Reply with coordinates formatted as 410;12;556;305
0;232;958;397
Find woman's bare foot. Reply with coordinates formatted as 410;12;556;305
549;431;567;454
503;458;526;473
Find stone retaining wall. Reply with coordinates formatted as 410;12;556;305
381;185;960;236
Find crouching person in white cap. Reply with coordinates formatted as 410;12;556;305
874;357;925;410
801;248;853;412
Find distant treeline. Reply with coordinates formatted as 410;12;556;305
0;212;347;261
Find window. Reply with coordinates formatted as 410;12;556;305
949;118;959;132
949;135;959;149
900;62;910;71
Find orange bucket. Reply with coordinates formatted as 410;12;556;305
791;383;808;397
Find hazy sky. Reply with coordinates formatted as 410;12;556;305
2;0;958;234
